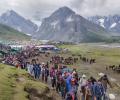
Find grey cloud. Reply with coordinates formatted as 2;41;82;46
0;0;120;21
70;0;120;16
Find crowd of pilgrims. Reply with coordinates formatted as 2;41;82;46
26;58;112;100
0;44;113;100
1;46;40;68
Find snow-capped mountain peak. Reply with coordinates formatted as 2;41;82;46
34;6;108;43
88;15;120;34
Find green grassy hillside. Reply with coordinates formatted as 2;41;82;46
0;24;30;41
0;64;53;100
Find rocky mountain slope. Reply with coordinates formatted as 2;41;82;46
88;15;120;35
35;7;110;43
0;10;38;35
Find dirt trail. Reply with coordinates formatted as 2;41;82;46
27;52;120;100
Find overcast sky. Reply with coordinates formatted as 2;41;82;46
0;0;120;22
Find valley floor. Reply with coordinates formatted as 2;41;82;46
59;43;120;99
0;43;120;100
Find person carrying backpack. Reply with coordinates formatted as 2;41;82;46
100;74;112;100
93;80;105;100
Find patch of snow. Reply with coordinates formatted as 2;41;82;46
51;21;59;29
99;18;104;23
110;23;117;28
98;18;105;28
26;34;32;36
66;16;74;22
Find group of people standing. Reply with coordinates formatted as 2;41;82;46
27;59;49;82
26;59;112;100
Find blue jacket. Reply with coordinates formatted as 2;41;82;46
92;83;104;97
33;64;41;75
66;75;72;92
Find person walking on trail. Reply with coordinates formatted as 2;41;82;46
70;78;78;100
93;80;105;100
56;68;62;92
79;74;87;100
100;75;112;91
44;66;49;83
27;62;34;76
36;63;41;79
60;76;66;98
41;63;45;81
32;60;39;80
50;67;56;89
100;74;112;100
80;75;87;87
85;79;93;100
65;73;72;93
31;59;41;80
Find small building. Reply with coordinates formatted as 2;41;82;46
36;45;59;51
